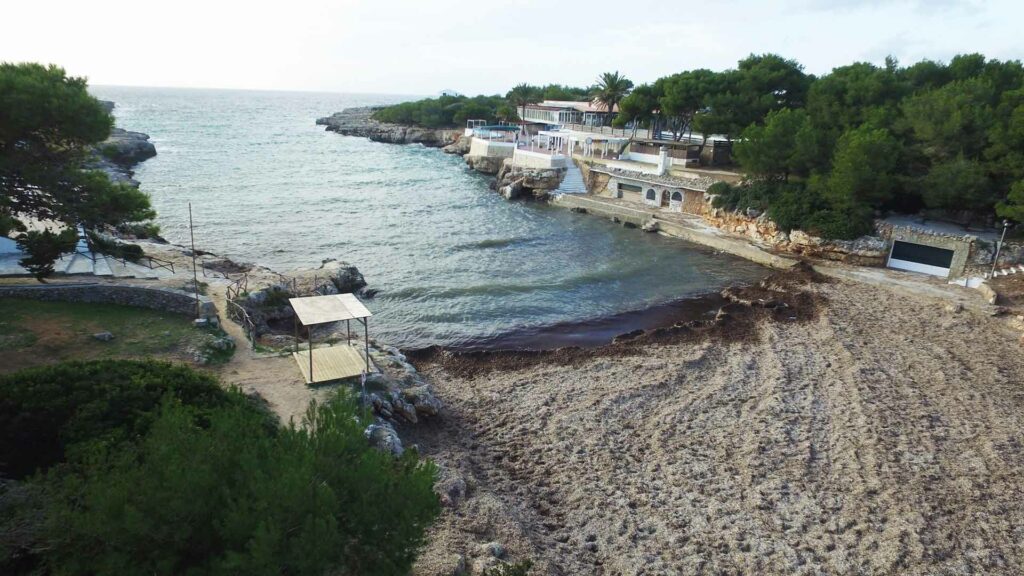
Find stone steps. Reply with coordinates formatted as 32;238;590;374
555;165;587;195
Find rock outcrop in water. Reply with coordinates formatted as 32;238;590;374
316;107;460;148
87;100;157;187
495;159;565;200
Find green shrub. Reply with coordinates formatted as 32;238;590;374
15;229;77;280
86;231;144;262
0;360;440;576
372;95;508;128
0;359;238;480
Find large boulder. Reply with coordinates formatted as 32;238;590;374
318;259;367;294
464;154;505;175
100;128;157;165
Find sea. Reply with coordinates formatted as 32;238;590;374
89;86;768;350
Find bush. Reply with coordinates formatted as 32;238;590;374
0;360;440;576
0;359;238;480
86;231;144;262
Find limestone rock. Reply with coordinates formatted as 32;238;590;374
464;154;505;175
403;385;443;416
99;128;157;165
92;331;114;342
479;542;506;559
365;421;404;456
316;107;459;148
435;468;467;508
443;135;472;155
318;259;368;294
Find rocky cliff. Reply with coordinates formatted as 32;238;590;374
495;160;565;200
316;107;460;147
88;100;157;187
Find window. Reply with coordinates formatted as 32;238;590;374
646;189;656;201
618;183;641;193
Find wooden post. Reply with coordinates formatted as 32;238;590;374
364;318;369;372
188;202;200;319
293;313;298;353
346;319;351;345
308;325;313;383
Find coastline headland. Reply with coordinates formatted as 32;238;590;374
316;106;461;148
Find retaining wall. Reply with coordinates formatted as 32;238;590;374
551;195;796;270
0;283;217;318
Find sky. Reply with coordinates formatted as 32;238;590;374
2;0;1021;96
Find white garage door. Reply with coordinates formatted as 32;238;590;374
887;240;954;277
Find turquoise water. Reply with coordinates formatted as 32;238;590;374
90;86;767;349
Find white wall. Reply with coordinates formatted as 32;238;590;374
469;138;515;158
512;149;568;169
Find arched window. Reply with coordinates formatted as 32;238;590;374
646;189;656;201
671;191;682;201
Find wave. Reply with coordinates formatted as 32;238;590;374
451;236;531;251
381;263;652;302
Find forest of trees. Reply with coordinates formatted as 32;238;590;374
375;53;1024;239
614;53;1024;238
371;83;592;128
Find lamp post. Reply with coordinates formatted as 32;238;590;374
990;219;1011;278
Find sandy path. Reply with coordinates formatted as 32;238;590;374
409;279;1024;575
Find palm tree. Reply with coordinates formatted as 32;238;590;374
506;83;540;125
592;71;634;126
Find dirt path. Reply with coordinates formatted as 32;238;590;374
409;279;1024;575
205;286;330;425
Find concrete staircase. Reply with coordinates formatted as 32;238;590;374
0;224;176;280
51;252;172;279
555;164;587;194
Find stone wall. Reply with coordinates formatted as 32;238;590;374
0;283;217;319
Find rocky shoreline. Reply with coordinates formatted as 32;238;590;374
88;100;157;187
315;107;461;147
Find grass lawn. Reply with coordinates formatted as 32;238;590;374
0;298;227;374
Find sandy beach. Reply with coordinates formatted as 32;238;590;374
407;273;1024;575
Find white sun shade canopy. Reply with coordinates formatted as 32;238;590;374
289;293;372;326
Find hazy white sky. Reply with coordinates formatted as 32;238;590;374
3;0;1021;95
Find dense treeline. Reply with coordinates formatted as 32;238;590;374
371;83;592;128
615;53;1024;238
0;360;440;576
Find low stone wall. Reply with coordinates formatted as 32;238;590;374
550;195;797;270
0;283;217;318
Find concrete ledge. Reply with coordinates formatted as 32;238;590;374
0;283;217;318
552;194;797;270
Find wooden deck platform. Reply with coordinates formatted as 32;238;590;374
292;345;368;384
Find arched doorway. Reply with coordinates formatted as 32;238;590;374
670;191;683;212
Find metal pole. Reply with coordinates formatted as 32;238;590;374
990;220;1010;278
347;319;351;345
364;318;369;372
188;202;199;318
293;314;298;353
308;325;313;383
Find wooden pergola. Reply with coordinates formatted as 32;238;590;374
289;293;373;384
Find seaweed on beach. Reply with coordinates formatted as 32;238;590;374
407;263;827;378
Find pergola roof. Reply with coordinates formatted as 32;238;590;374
289;293;372;326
